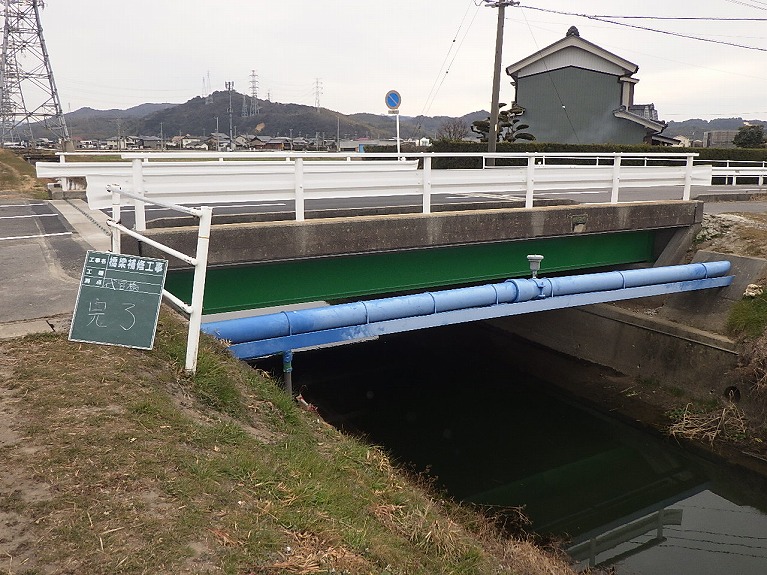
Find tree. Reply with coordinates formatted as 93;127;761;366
471;103;535;143
435;118;470;141
733;125;766;148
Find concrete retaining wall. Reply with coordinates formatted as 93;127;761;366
487;304;739;398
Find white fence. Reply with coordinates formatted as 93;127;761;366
107;184;212;374
36;151;711;229
708;160;767;185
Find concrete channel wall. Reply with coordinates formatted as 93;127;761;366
488;251;767;403
487;304;739;396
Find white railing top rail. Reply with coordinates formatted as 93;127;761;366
54;150;700;161
39;150;710;217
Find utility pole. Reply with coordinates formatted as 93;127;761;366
484;0;519;161
225;81;234;151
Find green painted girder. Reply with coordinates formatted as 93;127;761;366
165;230;655;315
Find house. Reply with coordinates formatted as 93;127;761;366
505;26;669;145
136;135;162;149
206;132;231;151
703;130;740;148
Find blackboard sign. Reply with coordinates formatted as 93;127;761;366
69;251;168;350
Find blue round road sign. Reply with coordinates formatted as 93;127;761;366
385;90;401;110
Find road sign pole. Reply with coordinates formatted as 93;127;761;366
385;90;402;158
396;113;401;157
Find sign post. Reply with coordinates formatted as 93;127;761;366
385;90;402;157
69;250;168;350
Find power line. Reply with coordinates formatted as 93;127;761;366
421;0;481;116
518;5;767;52
540;14;767;21
723;0;767;11
420;0;481;117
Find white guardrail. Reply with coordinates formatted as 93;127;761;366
107;184;212;374
708;160;767;185
35;151;713;230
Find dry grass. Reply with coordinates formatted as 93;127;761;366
0;310;584;575
668;402;747;444
0;149;47;198
697;212;767;259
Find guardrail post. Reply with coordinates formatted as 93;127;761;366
294;157;305;221
110;186;121;253
683;155;694;201
132;158;147;231
422;156;432;214
525;155;535;208
610;154;622;203
185;205;213;374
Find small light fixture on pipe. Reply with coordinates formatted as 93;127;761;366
527;254;544;278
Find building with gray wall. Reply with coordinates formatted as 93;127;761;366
505;27;671;145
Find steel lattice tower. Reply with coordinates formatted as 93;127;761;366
1;0;69;147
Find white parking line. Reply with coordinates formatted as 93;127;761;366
0;202;46;208
0;213;59;219
0;232;72;241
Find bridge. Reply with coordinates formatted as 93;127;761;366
35;150;739;372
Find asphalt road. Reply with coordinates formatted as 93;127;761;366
0;200;86;328
104;184;752;228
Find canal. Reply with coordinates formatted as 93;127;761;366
258;322;767;573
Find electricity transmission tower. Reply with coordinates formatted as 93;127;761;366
314;78;323;112
0;0;70;148
249;70;260;116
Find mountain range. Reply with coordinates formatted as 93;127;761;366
63;91;487;142
61;90;765;143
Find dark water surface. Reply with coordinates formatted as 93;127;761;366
261;324;767;573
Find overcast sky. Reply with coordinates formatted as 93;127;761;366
35;0;767;121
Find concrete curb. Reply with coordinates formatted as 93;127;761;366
0;314;71;340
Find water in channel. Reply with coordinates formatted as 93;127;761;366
259;323;767;574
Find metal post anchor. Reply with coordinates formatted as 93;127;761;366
282;350;294;396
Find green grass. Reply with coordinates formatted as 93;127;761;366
727;294;767;339
0;310;578;575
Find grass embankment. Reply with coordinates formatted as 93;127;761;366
0;149;48;199
0;311;578;575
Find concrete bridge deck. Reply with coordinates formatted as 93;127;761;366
121;200;703;314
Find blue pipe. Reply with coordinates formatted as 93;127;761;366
202;261;731;345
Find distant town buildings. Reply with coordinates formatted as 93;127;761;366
702;130;740;148
73;134;431;152
505;26;677;146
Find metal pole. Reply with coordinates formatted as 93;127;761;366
226;81;234;151
610;154;622;204
422;155;432;214
525;154;535;208
294;157;305;221
131;158;147;232
396;113;401;157
282;350;293;396
110;186;121;254
683;155;694;201
185;206;213;374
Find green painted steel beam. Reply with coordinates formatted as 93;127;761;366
165;230;655;314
